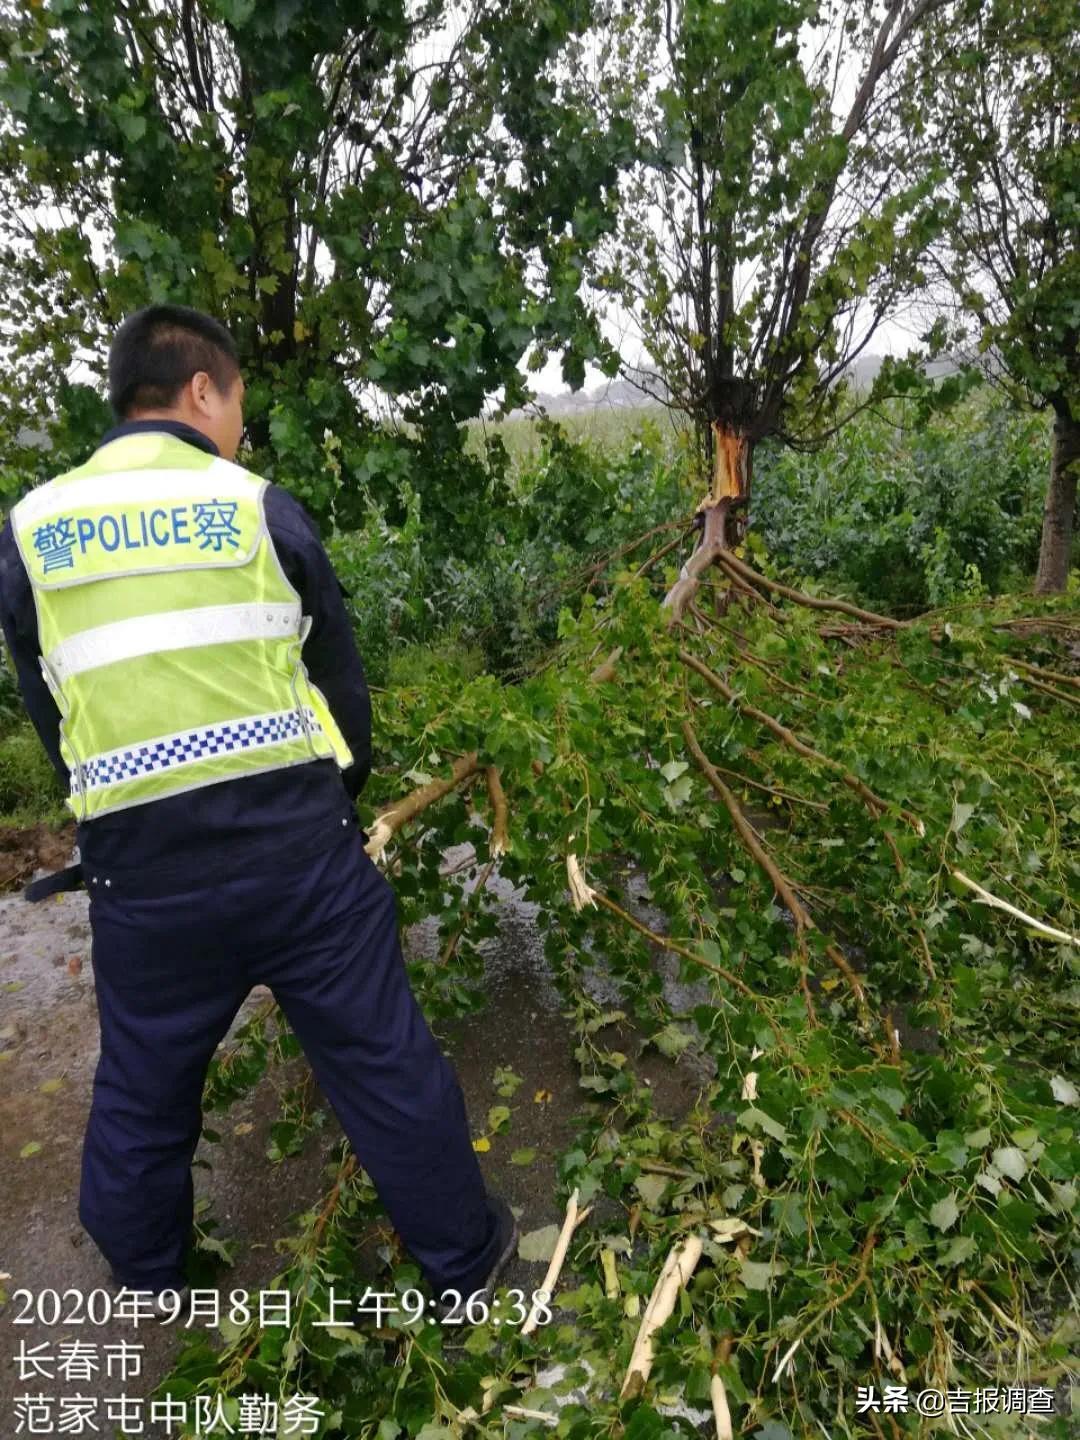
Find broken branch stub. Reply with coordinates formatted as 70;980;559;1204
485;765;509;856
364;752;482;860
521;1187;580;1337
620;1234;705;1399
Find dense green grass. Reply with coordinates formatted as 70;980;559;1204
0;722;66;826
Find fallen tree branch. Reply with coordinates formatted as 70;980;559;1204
620;1233;705;1398
439;856;497;966
364;752;483;860
993;613;1080;636
683;717;869;1024
601;1248;620;1299
715;550;905;630
581;880;812;1063
584;891;741;998
680;649;924;834
770;1230;878;1385
686;610;806;694
485;766;509;855
661;502;730;623
1015;674;1080;709
566;847;599;911
695;756;830;812
711;1336;735;1440
950;869;1080;948
1005;657;1080;693
633;532;685;580
521;1187;580;1337
589;646;624;683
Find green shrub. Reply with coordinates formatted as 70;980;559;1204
752;389;1051;612
330;412;697;680
0;722;66;823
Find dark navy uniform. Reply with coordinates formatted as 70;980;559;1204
0;420;502;1296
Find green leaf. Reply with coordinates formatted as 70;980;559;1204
991;1146;1027;1182
510;1148;537;1166
653;1023;692;1058
633;1173;668;1210
20;1141;42;1159
740;1259;786;1290
929;1193;959;1231
115;112;147;143
518;1225;560;1263
952;801;975;832
738;1106;789;1142
938;1234;976;1266
493;1066;523;1097
325;1326;366;1348
662;774;695;809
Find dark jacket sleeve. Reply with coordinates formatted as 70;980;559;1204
0;517;68;781
263;486;373;800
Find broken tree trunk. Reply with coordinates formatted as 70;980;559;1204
663;422;753;622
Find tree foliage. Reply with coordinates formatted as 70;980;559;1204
927;0;1078;415
583;0;947;460
923;0;1079;591
166;558;1079;1439
0;0;631;537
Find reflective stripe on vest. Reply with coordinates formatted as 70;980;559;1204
11;432;353;821
45;602;303;680
76;707;320;793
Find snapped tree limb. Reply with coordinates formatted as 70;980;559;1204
364;752;482;860
620;1233;705;1398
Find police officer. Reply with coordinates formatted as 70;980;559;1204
0;304;517;1308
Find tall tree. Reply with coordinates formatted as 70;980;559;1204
923;0;1079;593
0;0;631;539
582;0;947;598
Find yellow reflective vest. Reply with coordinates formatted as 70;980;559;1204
10;430;353;821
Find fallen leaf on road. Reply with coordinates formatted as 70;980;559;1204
518;1224;560;1263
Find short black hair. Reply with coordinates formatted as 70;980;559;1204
108;304;240;418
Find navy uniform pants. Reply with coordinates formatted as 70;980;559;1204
78;818;500;1296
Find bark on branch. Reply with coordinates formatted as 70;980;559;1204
364;752;483;859
679;650;924;833
715;550;904;630
485;766;509;856
682;718;870;1022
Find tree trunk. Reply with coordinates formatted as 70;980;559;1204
707;419;753;550
661;421;755;621
1034;407;1080;595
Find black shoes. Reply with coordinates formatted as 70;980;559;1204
432;1193;519;1322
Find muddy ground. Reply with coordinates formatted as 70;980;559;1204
0;835;710;1439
